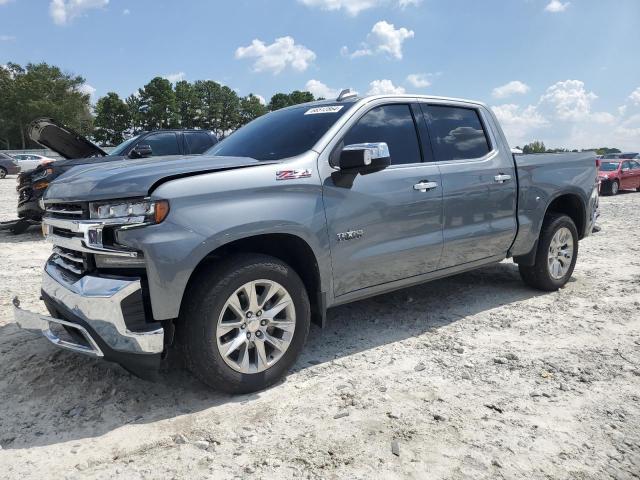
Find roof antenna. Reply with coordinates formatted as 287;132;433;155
336;88;358;101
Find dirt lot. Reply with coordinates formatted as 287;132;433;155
0;175;638;479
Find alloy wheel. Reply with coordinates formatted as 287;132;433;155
547;227;574;280
216;279;296;374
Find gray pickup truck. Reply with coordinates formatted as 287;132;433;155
14;92;599;393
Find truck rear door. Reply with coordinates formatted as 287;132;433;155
418;103;517;269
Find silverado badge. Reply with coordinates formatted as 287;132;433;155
337;229;364;242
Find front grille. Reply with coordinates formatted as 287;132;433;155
51;246;89;277
46;202;88;219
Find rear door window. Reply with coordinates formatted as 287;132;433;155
423;105;491;161
184;132;215;154
139;132;180;156
342;104;422;165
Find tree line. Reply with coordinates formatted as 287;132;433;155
0;62;625;154
517;141;621;155
0;62;317;149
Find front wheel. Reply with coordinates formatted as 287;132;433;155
180;254;310;393
0;167;7;179
519;213;578;291
609;180;619;196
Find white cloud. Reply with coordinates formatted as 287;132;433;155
367;79;406;95
0;0;14;5
305;79;340;99
540;80;597;121
492;104;549;146
344;20;414;60
398;0;421;7
590;112;616;125
492;80;530;99
545;0;569;12
406;73;431;88
0;34;16;41
253;94;266;106
235;36;316;74
298;0;420;16
78;83;96;97
490;79;640;150
122;8;130;15
163;72;186;83
629;87;640;106
49;0;109;26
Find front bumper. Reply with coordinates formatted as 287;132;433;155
14;262;164;373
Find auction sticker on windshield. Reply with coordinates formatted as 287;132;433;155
304;106;344;115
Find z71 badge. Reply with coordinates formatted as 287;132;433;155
276;169;312;181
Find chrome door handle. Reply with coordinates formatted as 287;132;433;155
494;174;512;184
413;181;439;192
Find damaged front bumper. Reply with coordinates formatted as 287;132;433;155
13;261;165;376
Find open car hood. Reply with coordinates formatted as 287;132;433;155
28;118;107;159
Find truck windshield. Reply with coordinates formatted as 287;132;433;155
600;162;620;171
206;103;353;161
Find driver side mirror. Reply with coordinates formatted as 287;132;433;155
335;142;391;173
129;144;153;159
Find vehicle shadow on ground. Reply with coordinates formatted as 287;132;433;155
0;227;42;243
0;261;546;450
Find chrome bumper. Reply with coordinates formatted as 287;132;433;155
13;263;164;356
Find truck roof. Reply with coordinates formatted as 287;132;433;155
282;93;489;112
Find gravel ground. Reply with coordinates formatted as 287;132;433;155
0;175;639;479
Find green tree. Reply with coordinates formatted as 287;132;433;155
593;147;621;155
217;86;241;137
268;90;315;111
93;92;130;145
192;80;223;132
288;90;314;105
174;80;199;129
0;62;92;148
136;77;178;129
239;94;268;124
523;141;546;154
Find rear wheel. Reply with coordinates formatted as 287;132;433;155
180;254;310;393
519;213;578;291
0;167;7;179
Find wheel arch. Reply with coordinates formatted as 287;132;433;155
514;191;587;267
180;233;326;327
545;192;587;239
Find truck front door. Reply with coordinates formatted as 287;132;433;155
419;103;517;269
321;103;443;297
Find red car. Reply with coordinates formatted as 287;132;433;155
598;158;640;195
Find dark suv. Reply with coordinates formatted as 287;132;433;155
17;118;218;224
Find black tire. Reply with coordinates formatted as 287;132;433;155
519;213;579;291
180;254;310;394
608;180;619;196
0;167;7;179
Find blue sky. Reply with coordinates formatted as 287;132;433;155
1;0;640;149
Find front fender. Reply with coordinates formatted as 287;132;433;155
117;159;331;321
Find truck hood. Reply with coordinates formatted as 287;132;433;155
28;118;107;159
45;155;277;202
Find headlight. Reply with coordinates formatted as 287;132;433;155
31;167;53;182
89;198;170;224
